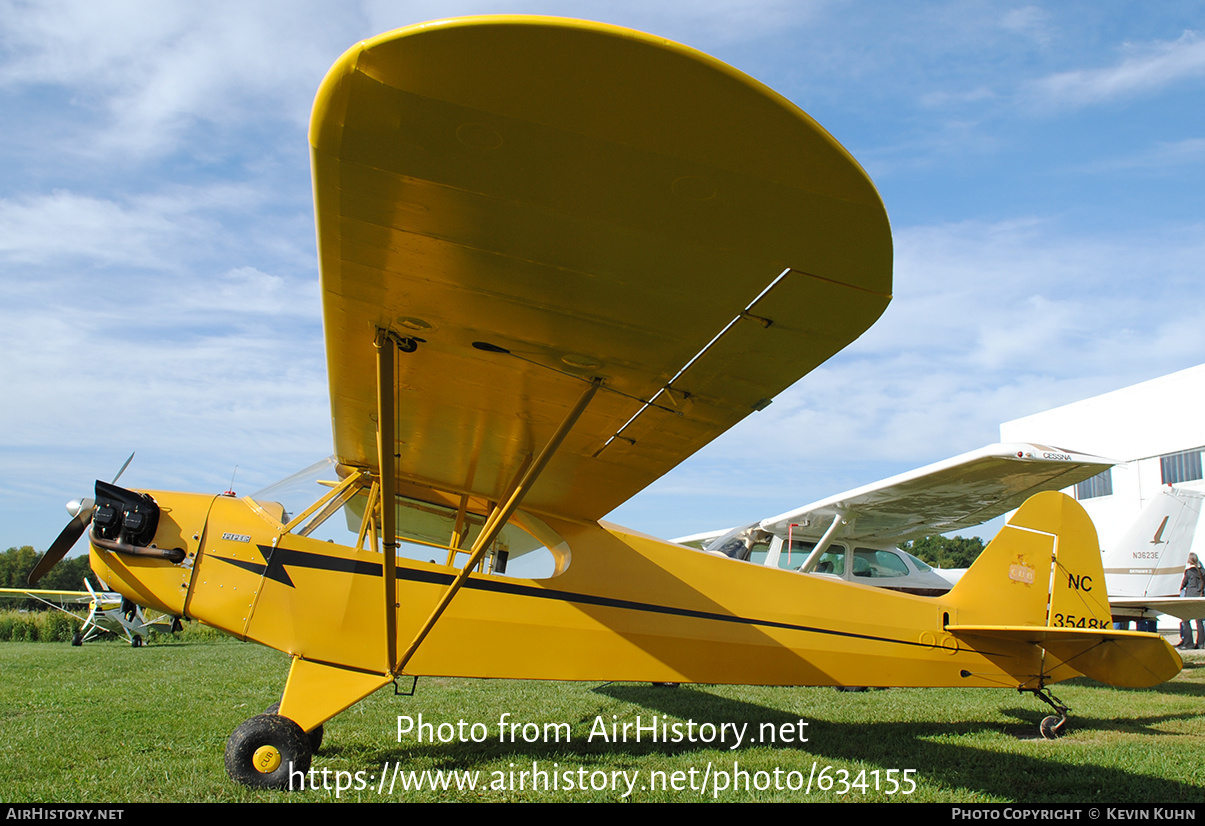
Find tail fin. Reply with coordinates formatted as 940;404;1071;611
1104;487;1203;597
947;491;1180;688
948;491;1111;629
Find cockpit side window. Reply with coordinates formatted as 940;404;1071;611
853;548;909;578
789;539;846;575
249;457;568;578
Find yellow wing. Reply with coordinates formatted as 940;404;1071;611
311;16;892;521
0;587;95;607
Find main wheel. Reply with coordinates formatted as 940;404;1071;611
265;702;324;752
71;631;82;646
1039;715;1066;739
225;714;312;789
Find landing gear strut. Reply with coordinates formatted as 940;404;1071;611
1022;686;1070;739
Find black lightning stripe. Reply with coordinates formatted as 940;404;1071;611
212;546;382;587
210;544;946;650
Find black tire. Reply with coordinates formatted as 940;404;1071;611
265;702;324;753
225;714;312;789
131;635;142;648
1039;715;1066;740
71;631;82;647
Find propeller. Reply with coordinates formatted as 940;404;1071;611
29;453;134;586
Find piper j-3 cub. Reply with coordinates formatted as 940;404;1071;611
32;17;1180;788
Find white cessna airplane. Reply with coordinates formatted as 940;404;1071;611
675;443;1113;596
1100;487;1205;625
679;443;1205;626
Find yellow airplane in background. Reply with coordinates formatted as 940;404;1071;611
31;16;1179;789
0;580;178;646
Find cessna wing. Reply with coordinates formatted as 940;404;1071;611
674;443;1112;594
758;442;1112;544
312;16;891;523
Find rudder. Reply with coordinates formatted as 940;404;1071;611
948;491;1111;630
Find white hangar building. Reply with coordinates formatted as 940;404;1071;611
1000;363;1205;552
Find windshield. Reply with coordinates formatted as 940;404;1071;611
250;457;347;526
250;457;564;578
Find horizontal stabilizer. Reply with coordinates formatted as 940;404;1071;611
947;491;1181;688
949;625;1181;688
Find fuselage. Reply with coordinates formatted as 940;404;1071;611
88;467;1070;696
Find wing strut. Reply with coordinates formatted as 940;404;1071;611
375;328;400;672
799;511;846;572
393;376;602;674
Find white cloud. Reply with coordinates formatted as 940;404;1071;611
1033;30;1205;108
0;0;362;156
649;217;1205;493
1076;138;1205;174
0;190;192;269
999;5;1053;46
0;0;821;160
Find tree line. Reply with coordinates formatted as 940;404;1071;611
900;535;985;569
0;545;99;601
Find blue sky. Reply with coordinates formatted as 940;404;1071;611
2;0;1204;555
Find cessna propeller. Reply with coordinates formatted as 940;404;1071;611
29;453;134;586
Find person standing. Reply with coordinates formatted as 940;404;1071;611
1178;552;1205;649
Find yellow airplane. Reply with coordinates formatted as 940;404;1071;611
31;16;1179;789
0;580;178;647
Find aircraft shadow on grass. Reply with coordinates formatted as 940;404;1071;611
594;683;1203;800
359;681;1203;800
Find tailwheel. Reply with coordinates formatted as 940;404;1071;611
1040;715;1067;739
225;714;311;789
1022;686;1070;740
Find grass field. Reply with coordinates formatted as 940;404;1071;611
1;638;1203;803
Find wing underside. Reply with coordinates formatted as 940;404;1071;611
760;443;1113;544
311;17;892;521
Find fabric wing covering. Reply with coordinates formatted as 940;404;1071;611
310;16;892;523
